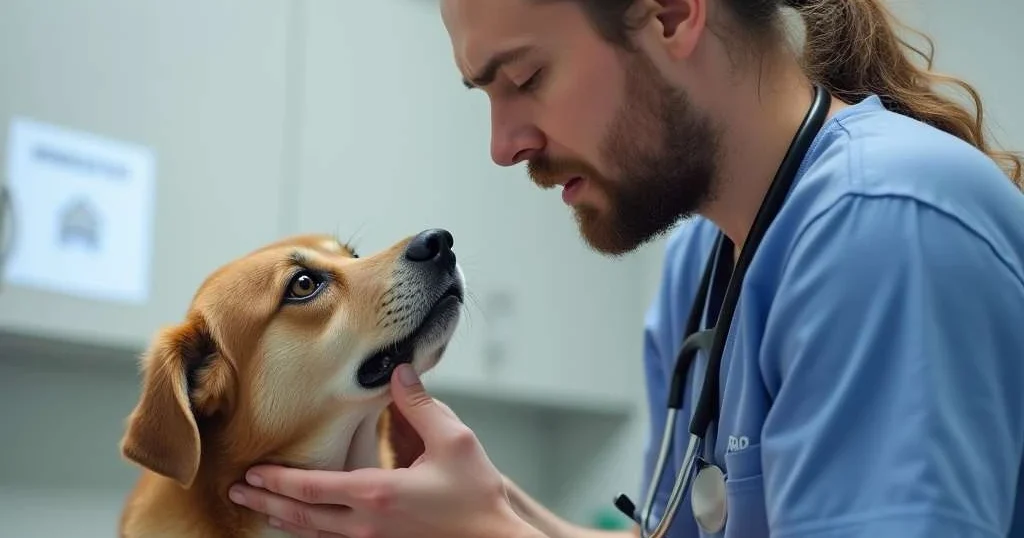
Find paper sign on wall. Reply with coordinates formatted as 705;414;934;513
3;116;156;304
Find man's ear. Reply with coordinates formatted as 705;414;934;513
377;402;424;469
119;315;233;488
634;0;706;60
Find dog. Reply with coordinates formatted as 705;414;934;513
117;228;465;537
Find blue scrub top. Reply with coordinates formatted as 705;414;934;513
640;95;1024;537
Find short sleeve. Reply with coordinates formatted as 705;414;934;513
759;193;1024;537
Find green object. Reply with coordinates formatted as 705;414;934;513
592;507;632;530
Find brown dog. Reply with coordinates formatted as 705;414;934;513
117;229;464;537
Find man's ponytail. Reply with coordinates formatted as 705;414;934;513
786;0;1023;185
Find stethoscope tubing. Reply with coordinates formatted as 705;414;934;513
615;83;833;537
689;84;832;438
643;428;704;537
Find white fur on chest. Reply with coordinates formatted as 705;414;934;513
290;402;387;471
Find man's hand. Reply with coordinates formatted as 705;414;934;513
227;364;543;538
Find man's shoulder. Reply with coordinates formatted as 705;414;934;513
803;97;1023;221
780;97;1024;273
775;107;1024;300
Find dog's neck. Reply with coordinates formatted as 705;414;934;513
121;402;389;538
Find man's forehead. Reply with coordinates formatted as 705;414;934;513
440;0;567;82
441;0;529;56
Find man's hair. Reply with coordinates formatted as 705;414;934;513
560;0;1023;186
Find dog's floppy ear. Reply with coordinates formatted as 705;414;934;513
377;402;425;469
119;315;233;488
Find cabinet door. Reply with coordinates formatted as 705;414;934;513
295;0;648;410
0;0;291;351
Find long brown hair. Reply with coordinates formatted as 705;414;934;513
788;0;1022;186
561;0;1024;187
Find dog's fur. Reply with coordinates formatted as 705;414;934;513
117;231;464;537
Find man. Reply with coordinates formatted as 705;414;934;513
230;0;1024;536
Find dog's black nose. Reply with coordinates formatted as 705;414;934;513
405;228;454;263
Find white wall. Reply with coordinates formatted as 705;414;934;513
1;0;1021;537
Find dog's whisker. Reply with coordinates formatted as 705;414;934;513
343;221;369;254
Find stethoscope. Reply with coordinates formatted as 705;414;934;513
613;83;832;537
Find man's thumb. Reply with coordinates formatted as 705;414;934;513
390;364;450;443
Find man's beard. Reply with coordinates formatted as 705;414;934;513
528;51;721;256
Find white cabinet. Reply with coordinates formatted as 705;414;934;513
293;0;648;412
0;0;651;413
0;0;292;350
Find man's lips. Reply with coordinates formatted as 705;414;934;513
561;176;585;204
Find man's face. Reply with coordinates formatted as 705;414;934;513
441;0;720;255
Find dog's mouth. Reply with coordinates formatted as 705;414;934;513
356;282;464;389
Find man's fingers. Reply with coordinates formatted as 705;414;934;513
383;402;425;469
228;482;350;532
390;364;459;445
391;365;483;457
381;395;460;468
433;398;460;420
238;465;393;508
392;364;435;411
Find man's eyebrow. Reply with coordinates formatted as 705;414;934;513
462;45;534;89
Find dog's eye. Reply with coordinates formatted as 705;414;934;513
285;271;325;302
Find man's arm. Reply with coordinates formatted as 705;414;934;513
760;193;1024;537
503;476;639;538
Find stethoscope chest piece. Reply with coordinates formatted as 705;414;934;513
691;460;727;534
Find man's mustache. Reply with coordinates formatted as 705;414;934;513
527;155;602;189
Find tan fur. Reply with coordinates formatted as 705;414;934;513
118;232;461;537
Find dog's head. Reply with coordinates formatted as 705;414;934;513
119;229;464;489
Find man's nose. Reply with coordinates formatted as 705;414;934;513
490;111;544;167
